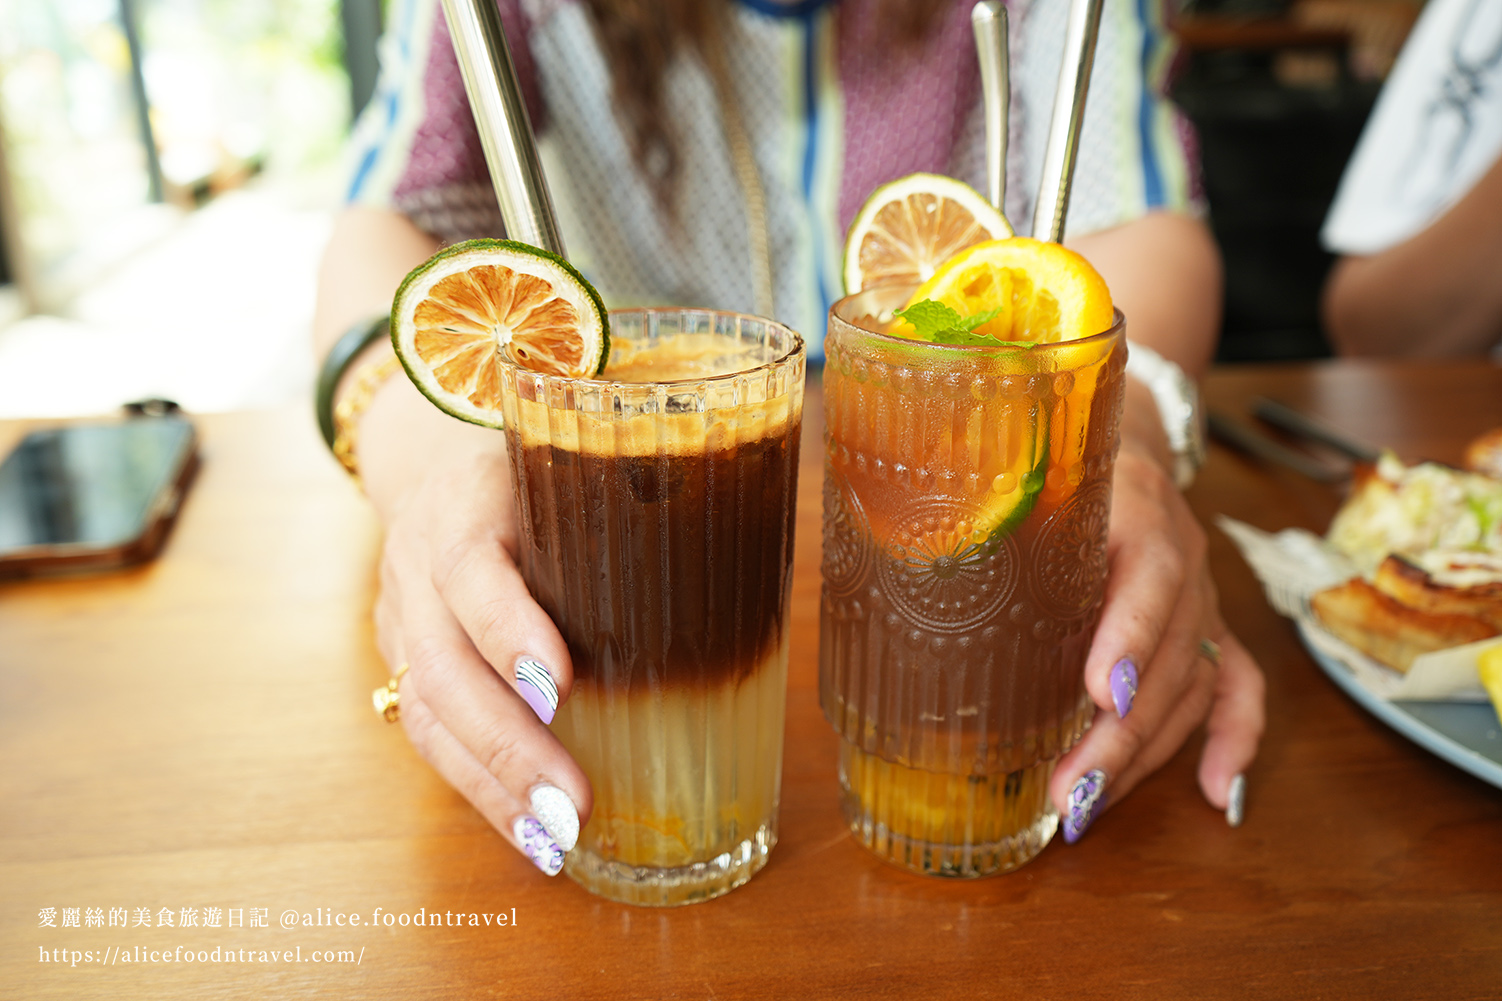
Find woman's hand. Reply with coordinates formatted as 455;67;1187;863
314;208;592;875
1052;213;1263;840
1047;440;1266;841
371;444;592;876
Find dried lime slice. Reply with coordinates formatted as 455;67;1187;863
391;238;609;428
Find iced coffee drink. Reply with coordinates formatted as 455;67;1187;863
499;308;804;906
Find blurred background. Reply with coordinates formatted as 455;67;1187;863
0;0;1424;418
0;0;376;417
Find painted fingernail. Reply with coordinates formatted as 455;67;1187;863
514;816;565;876
515;658;559;724
1062;769;1107;844
1109;657;1138;718
529;784;580;852
1226;773;1246;828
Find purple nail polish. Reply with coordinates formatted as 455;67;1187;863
1109;657;1138;718
515;658;559;724
513;816;566;876
1062;769;1107;844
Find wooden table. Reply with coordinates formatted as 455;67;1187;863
4;360;1500;999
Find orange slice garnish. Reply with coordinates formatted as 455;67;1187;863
900;236;1113;344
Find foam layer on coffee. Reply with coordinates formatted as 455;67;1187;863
505;334;801;456
603;333;768;383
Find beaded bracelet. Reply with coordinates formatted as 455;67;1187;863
332;354;404;484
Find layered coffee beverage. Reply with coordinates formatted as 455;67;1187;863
499;309;804;906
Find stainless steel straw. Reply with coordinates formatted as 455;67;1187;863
1031;0;1105;243
971;2;1010;213
439;0;566;255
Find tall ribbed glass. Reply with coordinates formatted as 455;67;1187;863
820;286;1125;877
499;308;804;906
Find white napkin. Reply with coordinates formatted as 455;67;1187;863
1217;516;1492;703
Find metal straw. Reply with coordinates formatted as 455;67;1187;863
1031;0;1105;243
971;2;1010;213
439;0;566;255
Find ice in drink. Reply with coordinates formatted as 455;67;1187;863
820;285;1125;877
500;309;804;906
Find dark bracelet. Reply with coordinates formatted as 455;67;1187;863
316;316;390;450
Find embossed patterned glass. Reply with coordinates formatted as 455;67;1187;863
819;286;1125;877
501;308;804;906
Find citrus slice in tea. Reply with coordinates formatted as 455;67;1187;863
875;237;1118;555
391;238;610;428
842;173;1013;295
847;388;1050;565
901;236;1113;344
952;411;1049;555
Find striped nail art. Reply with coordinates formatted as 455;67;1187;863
515;658;559;724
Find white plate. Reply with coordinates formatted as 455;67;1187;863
1298;620;1502;789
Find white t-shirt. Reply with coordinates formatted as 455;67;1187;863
1322;0;1502;255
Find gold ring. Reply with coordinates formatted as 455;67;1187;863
1198;638;1223;667
372;663;410;723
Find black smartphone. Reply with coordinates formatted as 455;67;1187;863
0;413;199;579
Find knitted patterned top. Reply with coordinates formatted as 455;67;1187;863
346;0;1201;355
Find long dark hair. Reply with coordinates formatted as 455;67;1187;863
580;0;953;207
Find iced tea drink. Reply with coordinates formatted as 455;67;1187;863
820;285;1125;877
499;308;804;906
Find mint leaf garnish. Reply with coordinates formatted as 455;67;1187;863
930;327;997;346
893;301;1030;347
893;299;965;340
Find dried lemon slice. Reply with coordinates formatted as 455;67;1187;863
843;173;1012;295
391;239;609;428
